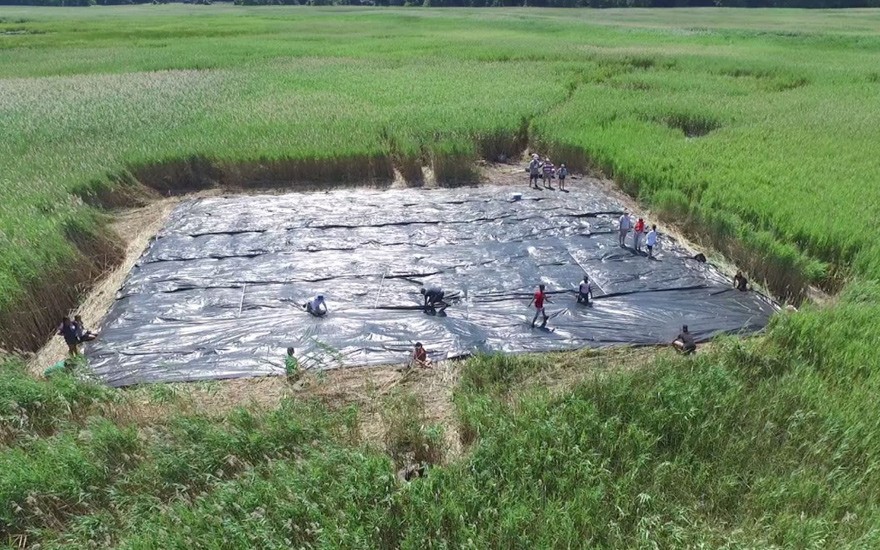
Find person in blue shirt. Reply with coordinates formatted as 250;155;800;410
557;164;569;191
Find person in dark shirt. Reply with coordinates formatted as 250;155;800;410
58;316;80;357
74;315;98;343
733;271;748;292
673;325;697;355
421;286;448;315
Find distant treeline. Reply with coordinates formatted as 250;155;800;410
3;0;879;8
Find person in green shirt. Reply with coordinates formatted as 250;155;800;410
285;347;299;380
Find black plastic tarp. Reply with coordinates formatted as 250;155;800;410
88;185;778;387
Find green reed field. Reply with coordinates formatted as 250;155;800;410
2;5;880;548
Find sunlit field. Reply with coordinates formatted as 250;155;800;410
2;6;880;547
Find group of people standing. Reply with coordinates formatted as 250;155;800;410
617;211;659;259
528;154;569;191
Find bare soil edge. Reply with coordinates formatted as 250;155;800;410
29;201;179;376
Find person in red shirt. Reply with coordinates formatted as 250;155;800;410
528;284;551;328
411;342;431;368
632;217;646;252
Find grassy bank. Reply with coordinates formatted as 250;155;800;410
2;285;879;546
1;8;880;349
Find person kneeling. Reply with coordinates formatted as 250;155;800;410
74;315;99;343
411;342;432;368
672;325;697;355
577;276;593;305
304;294;328;317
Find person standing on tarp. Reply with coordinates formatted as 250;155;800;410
529;284;551;329
557;164;569;191
528;154;541;189
542;158;555;189
646;225;658;259
304;294;328;317
577;276;593;305
632;217;646;252
618;212;632;247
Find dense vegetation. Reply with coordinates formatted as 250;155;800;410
2;289;879;547
1;7;880;546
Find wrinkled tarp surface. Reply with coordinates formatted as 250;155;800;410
88;185;778;386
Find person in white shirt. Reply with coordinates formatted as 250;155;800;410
618;212;632;247
645;225;658;259
304;294;328;317
577;275;593;305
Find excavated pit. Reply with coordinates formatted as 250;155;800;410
87;184;778;387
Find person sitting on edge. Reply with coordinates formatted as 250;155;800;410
577;275;593;305
557;163;569;191
733;271;749;291
411;342;432;368
673;325;697;355
618;212;632;247
542;157;555;188
529;283;551;328
304;294;328;317
528;154;541;189
645;224;658;259
285;347;299;379
74;315;98;343
632;217;646;252
421;286;448;315
58;316;80;357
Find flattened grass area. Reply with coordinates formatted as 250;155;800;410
2;6;880;547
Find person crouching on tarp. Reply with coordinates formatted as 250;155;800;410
421;286;448;315
304;294;328;317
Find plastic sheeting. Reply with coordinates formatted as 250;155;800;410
88;185;778;387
